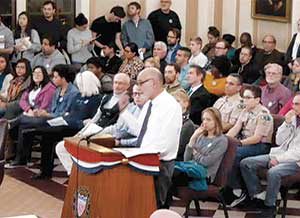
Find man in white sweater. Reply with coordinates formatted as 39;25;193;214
240;94;300;218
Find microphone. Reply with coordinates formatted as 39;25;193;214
82;127;105;145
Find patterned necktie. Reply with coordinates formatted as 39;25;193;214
187;88;193;96
136;101;152;147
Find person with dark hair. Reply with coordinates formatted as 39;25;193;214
175;47;191;90
213;74;243;132
0;13;14;56
86;57;113;94
32;1;67;50
12;12;41;63
102;41;122;75
224;85;273;208
0;58;31;119
19;65;56;116
122;2;155;59
119;43;144;80
90;6;126;56
204;55;231;96
148;0;182;43
202;26;220;60
164;63;185;95
67;13;93;65
222;34;236;60
186;65;212;125
6;64;80;168
0;54;13;99
232;32;257;65
166;28;182;64
229;46;260;84
31;35;66;74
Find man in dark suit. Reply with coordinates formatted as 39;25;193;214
186;65;212;125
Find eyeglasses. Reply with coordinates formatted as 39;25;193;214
265;72;280;76
263;40;275;44
243;95;255;100
215;46;226;50
137;78;153;86
124;49;132;53
167;35;177;39
132;92;142;97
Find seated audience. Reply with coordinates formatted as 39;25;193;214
229;46;260;84
254;34;285;75
261;63;292;114
202;26;220;60
102;42;122;75
31;35;66;74
86;57;113;94
153;41;168;73
172;91;196;161
189;36;208;68
165;28;181;64
12;12;41;64
187;65;212;125
240;94;300;217
213;74;243;132
56;73;130;175
175;47;191;90
0;54;13;98
0;58;31;119
6;64;80;167
225;85;273;208
284;57;300;92
67;13;93;66
164;63;185;95
170;107;227;199
222;34;236;61
204;55;231;96
30;70;102;179
119;42;144;80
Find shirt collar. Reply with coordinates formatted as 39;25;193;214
227;93;242;101
191;84;202;92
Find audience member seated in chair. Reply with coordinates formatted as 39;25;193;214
261;63;292;114
6;64;80;168
28;70;102;179
101;84;148;146
213;73;243;132
55;73;130;176
168;107;228;206
186;65;212;125
239;94;300;218
0;58;31;119
172;91;196;161
224;85;274;207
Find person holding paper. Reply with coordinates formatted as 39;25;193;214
12;12;41;64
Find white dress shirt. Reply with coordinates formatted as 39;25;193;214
188;84;203;97
189;52;208;68
121;90;182;161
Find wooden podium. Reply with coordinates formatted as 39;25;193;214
61;137;159;218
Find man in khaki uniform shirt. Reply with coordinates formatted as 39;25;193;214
225;85;274;208
164;63;186;95
213;74;243;132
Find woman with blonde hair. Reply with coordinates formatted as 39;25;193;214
171;107;228;192
144;57;160;70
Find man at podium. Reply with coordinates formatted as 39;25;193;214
118;67;182;208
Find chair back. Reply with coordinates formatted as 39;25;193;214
212;136;238;187
0;119;8;186
271;114;284;146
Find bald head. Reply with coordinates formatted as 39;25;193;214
137;67;164;99
113;73;130;95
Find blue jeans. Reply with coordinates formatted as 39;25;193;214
228;143;270;188
240;154;300;206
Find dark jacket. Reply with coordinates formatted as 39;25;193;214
285;33;300;64
189;86;212;125
229;62;260;84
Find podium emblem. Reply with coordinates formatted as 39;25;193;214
73;187;90;217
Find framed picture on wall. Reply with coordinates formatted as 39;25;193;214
251;0;291;23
